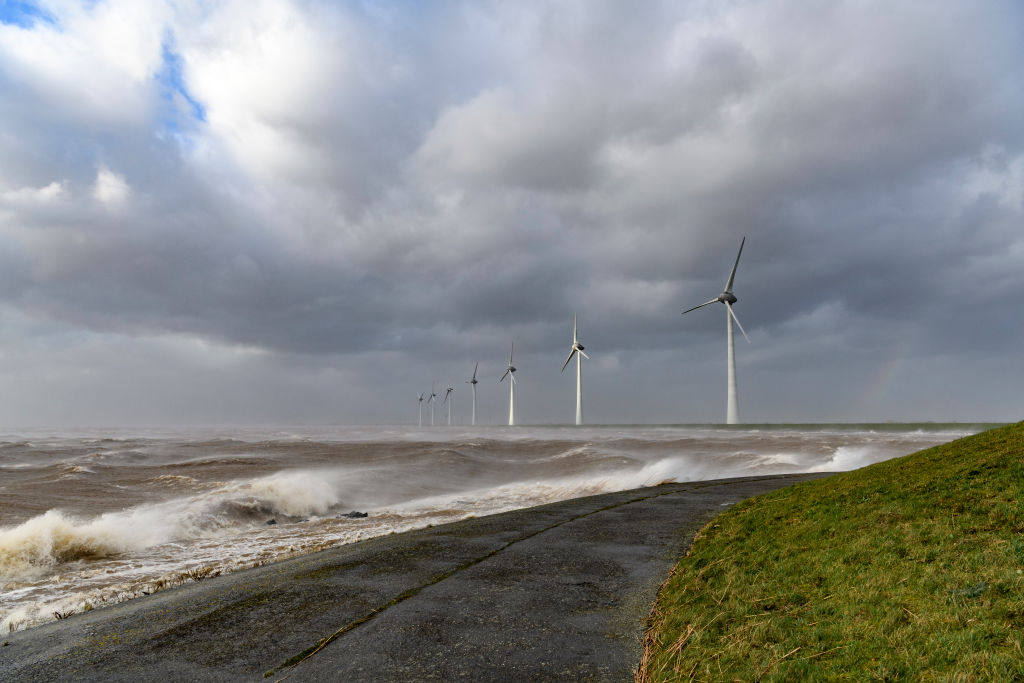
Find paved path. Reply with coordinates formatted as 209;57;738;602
0;474;827;682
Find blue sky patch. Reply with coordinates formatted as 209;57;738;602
0;0;56;28
157;41;207;128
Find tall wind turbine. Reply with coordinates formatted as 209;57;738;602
561;314;589;425
427;383;438;426
417;392;425;427
499;343;517;426
465;362;479;426
681;236;751;424
443;385;454;425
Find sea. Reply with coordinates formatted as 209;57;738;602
0;423;992;633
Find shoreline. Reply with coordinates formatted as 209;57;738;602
1;473;828;681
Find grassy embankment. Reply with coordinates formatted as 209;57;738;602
637;422;1024;681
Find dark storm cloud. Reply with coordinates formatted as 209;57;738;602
0;0;1022;424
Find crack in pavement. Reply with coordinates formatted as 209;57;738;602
273;479;747;679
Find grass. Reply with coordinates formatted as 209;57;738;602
637;421;1024;681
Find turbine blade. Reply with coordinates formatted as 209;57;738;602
510;371;516;384
682;299;718;315
724;236;746;293
500;369;510;382
579;350;590;360
726;302;751;343
509;342;514;365
472;362;478;382
573;313;578;343
561;349;577;373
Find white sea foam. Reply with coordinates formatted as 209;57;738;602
243;470;341;517
0;424;978;633
808;446;886;472
0;510;145;578
0;468;354;581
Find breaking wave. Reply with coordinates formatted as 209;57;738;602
0;424;979;632
0;469;348;579
0;510;134;576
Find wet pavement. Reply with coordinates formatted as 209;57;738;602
0;474;827;682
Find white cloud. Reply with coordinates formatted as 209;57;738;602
0;0;169;123
1;181;65;206
92;167;130;204
171;0;353;180
0;0;1022;424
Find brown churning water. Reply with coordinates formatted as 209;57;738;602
0;424;982;632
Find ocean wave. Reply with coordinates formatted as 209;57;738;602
147;474;202;487
0;510;139;577
0;425;977;634
807;445;886;472
242;471;340;517
58;464;94;478
0;469;350;579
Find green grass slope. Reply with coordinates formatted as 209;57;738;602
637;422;1024;681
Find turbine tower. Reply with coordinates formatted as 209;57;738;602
443;385;454;425
417;392;425;427
499;342;517;426
681;236;750;424
561;314;589;425
427;383;438;426
465;362;479;426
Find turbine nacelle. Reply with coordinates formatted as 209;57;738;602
562;315;590;372
500;343;517;383
681;237;749;344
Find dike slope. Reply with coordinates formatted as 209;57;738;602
638;422;1024;681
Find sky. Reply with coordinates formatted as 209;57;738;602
0;0;1022;427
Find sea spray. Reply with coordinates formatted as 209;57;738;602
244;470;341;517
0;510;136;577
0;424;983;632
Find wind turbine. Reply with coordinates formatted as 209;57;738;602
681;236;750;424
499;343;517;426
561;314;589;425
465;362;479;426
417;392;425;427
443;385;454;425
427;383;438;426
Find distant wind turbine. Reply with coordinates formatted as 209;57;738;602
466;362;479;426
443;385;454;425
417;392;425;427
681;236;750;424
499;342;517;426
561;314;589;426
427;383;438;426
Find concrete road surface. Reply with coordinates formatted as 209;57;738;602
1;474;827;682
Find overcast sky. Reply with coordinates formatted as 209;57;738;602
0;0;1022;427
